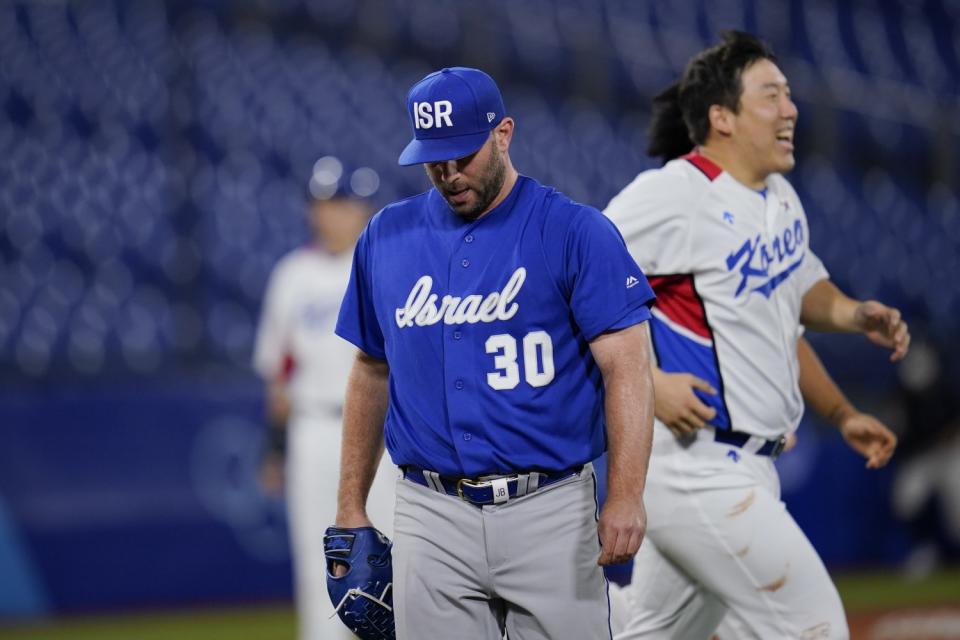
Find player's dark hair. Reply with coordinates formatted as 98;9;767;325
646;82;691;162
647;31;777;162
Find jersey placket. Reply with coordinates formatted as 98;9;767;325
763;190;801;405
444;224;490;476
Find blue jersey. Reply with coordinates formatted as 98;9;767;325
336;176;654;477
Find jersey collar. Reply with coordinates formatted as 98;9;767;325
429;175;526;230
681;149;723;182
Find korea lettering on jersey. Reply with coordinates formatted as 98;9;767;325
336;176;654;477
604;152;828;440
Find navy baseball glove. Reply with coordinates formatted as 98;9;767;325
324;526;395;640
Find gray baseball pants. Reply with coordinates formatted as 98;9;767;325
391;463;613;640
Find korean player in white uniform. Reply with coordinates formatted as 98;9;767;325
604;32;909;639
253;169;397;640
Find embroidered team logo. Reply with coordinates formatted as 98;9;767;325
625;275;640;289
725;219;806;298
413;100;454;129
395;267;526;328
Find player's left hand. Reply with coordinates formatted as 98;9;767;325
597;496;646;566
839;412;897;469
782;432;798;454
853;301;910;362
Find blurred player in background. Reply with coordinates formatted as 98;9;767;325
604;32;908;639
892;337;960;577
253;157;396;640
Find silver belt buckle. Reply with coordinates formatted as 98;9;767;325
456;477;492;502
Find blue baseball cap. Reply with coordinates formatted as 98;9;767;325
398;67;506;166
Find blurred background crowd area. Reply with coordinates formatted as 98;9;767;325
1;0;958;629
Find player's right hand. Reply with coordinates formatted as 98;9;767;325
653;370;717;436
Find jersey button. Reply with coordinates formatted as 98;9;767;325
452;330;462;340
454;379;464;390
464;234;474;243
461;259;470;268
462;432;472;441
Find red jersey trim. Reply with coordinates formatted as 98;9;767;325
280;353;296;381
646;275;711;340
681;149;722;182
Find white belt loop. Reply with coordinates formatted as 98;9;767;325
422;470;443;493
528;472;541;493
515;474;529;497
743;436;766;454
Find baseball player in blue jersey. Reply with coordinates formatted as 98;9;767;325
604;32;908;639
332;67;657;639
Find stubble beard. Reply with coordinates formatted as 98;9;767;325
447;147;506;221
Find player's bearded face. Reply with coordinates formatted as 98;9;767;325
732;59;798;177
426;137;506;220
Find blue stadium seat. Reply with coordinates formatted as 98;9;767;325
0;0;957;378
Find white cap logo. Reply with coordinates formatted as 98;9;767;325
414;100;454;129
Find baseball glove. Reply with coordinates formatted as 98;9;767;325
324;526;395;640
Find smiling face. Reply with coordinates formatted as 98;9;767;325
726;59;799;179
423;118;515;221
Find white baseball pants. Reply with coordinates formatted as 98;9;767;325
286;415;397;640
612;423;849;640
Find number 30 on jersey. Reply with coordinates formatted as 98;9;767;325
485;331;555;390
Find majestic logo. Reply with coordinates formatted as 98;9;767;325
413;100;454;129
625;275;640;289
726;219;805;298
722;211;735;225
395;267;526;328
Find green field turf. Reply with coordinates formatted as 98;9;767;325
0;605;296;640
835;568;960;611
1;570;957;639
